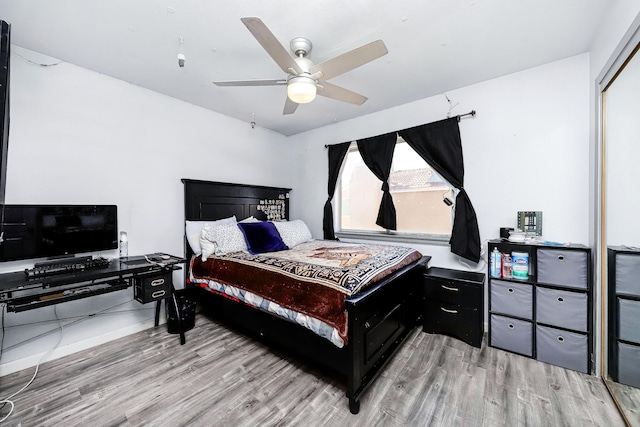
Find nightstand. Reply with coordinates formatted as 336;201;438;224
423;267;485;348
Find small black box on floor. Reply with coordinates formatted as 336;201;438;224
133;272;172;303
166;290;196;334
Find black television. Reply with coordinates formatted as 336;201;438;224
0;21;10;204
0;205;118;262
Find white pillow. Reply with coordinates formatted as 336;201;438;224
186;216;236;254
273;220;313;249
239;216;260;223
200;222;248;260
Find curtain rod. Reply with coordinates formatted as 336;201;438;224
324;109;477;148
456;110;476;121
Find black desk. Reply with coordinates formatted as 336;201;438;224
0;254;188;343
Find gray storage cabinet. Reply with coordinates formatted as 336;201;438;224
608;247;640;387
488;240;592;374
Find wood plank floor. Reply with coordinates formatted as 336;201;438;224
0;313;625;426
606;379;640;426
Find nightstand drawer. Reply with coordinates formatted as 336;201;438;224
423;300;482;347
423;276;482;307
134;272;172;303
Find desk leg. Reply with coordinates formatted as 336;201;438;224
154;300;161;327
170;291;186;345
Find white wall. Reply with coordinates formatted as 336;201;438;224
289;54;591;272
0;47;290;375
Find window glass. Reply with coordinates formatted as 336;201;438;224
340;138;453;236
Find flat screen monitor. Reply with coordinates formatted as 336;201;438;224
0;21;10;204
0;205;118;262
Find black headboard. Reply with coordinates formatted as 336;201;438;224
182;179;291;222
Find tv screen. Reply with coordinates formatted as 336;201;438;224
0;205;118;262
0;21;10;204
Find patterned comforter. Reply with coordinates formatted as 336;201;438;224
189;240;422;346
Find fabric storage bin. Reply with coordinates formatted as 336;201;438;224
536;287;588;332
536;325;588;373
537;249;588;289
490;314;533;357
618;298;640;344
615;254;640;297
490;280;533;319
617;342;640;388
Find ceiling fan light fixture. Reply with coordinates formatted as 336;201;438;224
287;75;316;104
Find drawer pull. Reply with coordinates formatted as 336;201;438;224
557;297;564;303
508;288;514;293
557;336;565;343
441;285;459;292
557;255;565;261
151;278;165;287
440;307;458;314
151;290;166;298
508;323;515;329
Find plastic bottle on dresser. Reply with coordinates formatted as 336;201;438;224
502;253;513;279
490;247;502;277
119;231;128;258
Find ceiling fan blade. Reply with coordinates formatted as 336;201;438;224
283;97;299;115
241;17;303;75
317;82;368;105
310;40;388;82
213;79;286;87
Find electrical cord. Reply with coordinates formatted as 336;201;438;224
0;303;5;363
0;305;64;423
144;254;169;267
12;50;62;67
455;238;491;273
1;300;154;353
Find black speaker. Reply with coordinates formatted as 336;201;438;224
166;290;196;334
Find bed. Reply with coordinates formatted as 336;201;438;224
182;179;430;414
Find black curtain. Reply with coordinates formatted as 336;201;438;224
323;141;351;240
356;132;398;230
399;117;481;263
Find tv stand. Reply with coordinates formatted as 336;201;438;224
0;253;187;343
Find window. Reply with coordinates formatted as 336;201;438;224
339;137;453;239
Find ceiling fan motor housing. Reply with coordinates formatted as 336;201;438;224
290;37;312;58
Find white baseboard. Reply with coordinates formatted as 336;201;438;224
0;318;159;377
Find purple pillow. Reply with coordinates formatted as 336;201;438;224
237;221;289;254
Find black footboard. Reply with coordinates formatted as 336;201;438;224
345;256;429;413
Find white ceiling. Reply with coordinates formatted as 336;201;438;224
0;1;610;136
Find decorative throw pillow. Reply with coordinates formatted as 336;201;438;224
200;222;248;260
237;221;289;255
273;220;313;249
186;216;236;254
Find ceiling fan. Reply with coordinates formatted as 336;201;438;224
213;17;389;115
